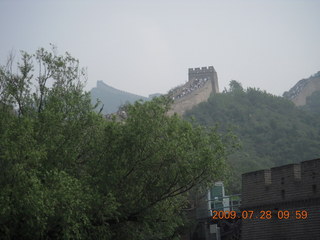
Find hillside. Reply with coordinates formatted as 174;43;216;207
90;80;154;114
184;81;320;192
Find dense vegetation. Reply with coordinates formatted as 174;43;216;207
0;48;229;239
185;81;320;192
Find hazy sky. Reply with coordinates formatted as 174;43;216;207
1;0;320;97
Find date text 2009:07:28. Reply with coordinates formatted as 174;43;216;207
211;210;308;220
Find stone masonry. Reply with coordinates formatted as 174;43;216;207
241;158;320;239
283;72;320;106
168;66;219;116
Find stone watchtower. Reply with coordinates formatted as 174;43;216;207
168;66;219;116
188;66;219;93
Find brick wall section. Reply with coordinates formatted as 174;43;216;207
241;169;271;206
241;158;320;239
168;80;213;116
292;77;320;106
188;66;219;94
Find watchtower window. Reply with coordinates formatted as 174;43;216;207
281;177;285;185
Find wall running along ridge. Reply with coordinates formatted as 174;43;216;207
168;66;219;116
283;72;320;106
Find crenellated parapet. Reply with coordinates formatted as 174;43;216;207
242;158;320;208
188;66;219;95
188;66;216;74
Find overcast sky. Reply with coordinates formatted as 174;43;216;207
1;0;320;97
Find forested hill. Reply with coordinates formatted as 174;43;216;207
184;81;320;191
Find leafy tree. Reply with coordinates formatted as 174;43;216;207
228;80;244;93
0;48;228;239
0;47;100;239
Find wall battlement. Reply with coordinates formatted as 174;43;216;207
242;158;320;208
188;66;219;94
241;158;320;239
188;66;216;74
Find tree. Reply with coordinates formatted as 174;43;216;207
87;97;227;239
0;47;102;239
228;80;244;93
0;47;228;239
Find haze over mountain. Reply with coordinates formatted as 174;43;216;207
92;69;320;117
90;80;161;114
90;68;320;192
89;71;320;192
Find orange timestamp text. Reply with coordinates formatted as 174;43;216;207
211;210;308;220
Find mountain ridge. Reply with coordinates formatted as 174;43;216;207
90;80;161;114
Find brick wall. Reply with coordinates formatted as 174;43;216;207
241;158;320;239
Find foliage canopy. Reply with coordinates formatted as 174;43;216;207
0;48;228;239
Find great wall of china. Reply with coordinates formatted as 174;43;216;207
104;66;219;119
283;71;320;106
241;158;320;239
167;66;219;116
